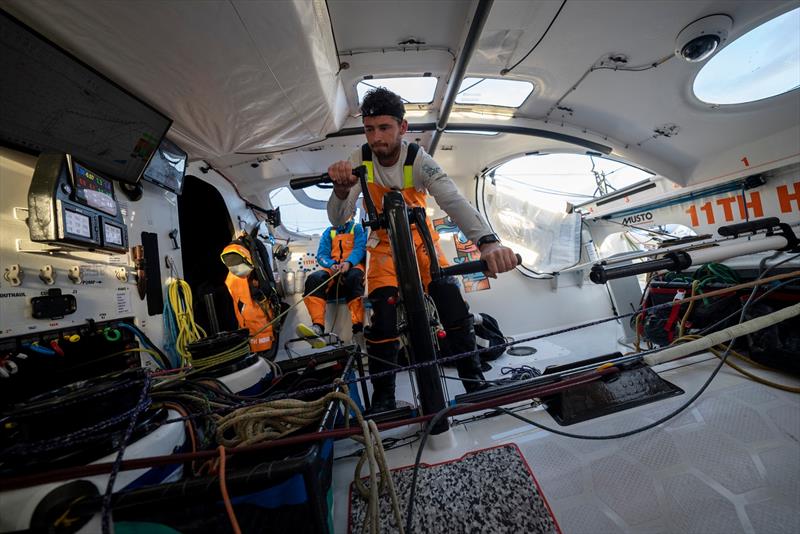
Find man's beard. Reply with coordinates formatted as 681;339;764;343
372;141;401;163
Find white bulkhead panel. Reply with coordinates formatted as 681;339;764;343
0;147;184;347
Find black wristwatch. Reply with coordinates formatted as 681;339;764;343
476;234;500;247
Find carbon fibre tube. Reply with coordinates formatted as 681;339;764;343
384;191;450;434
590;235;789;284
590;252;691;284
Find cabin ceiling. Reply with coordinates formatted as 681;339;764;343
3;0;799;200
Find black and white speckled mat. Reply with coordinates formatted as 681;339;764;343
348;443;560;533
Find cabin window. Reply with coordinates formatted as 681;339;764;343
454;77;534;108
357;77;438;104
694;7;800;105
269;187;331;235
269;186;363;236
480;153;651;275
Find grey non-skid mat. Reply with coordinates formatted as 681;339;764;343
349;444;560;533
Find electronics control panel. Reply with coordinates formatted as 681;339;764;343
27;153;129;253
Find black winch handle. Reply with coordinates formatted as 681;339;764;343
289;165;367;190
440;253;522;277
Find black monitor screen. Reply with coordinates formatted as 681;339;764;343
142;137;187;194
0;11;171;184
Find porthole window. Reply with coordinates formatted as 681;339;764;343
694;8;800;105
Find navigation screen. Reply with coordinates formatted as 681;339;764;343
0;11;171;184
72;162;117;216
142;137;187;194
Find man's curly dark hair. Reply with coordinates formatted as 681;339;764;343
360;87;405;122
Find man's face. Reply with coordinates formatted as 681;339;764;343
363;115;407;160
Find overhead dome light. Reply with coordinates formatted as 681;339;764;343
675;14;733;62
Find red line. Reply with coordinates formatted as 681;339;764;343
348;443;562;533
512;442;563;534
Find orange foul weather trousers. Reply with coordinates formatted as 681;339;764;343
302;266;365;329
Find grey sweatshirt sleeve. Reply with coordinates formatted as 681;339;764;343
326;150;361;226
415;150;493;242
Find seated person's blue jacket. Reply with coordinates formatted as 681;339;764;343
316;220;367;269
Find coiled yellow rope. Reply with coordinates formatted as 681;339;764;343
189;344;250;372
168;279;207;366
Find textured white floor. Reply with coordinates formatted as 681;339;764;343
332;330;800;533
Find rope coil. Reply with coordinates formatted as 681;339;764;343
215;385;403;533
167;279;207;366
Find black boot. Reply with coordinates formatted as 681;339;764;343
448;316;488;393
428;277;487;392
370;382;397;413
367;339;399;412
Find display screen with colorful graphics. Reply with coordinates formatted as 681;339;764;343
74;162;114;196
72;161;117;216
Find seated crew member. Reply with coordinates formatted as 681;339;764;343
326;87;519;411
296;216;366;348
220;237;278;357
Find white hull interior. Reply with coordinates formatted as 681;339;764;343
1;0;799;532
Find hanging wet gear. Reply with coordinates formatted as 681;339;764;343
221;234;285;358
